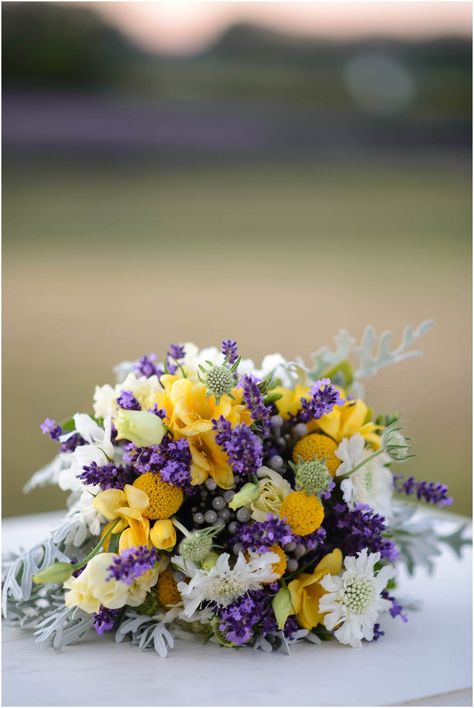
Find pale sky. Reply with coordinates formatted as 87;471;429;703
94;2;472;55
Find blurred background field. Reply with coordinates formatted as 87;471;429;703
2;2;472;516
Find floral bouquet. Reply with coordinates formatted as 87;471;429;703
3;322;467;656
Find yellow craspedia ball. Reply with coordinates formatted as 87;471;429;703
133;473;183;520
156;569;182;608
279;491;324;536
293;434;340;477
269;545;287;578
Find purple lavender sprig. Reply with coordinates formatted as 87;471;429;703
299;378;344;423
233;515;293;552
93;607;120;635
238;374;272;433
322;502;398;561
394;475;452;507
221;339;238;364
79;461;138;490
212;416;263;477
134;353;163;379
123;435;192;491
40;418;62;441
107;546;159;585
117;390;141;411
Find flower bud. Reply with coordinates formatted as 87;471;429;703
32;562;74;585
114;410;165;447
228;482;260;510
150;519;176;551
200;552;219;572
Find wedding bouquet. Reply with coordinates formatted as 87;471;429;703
3;322;466;656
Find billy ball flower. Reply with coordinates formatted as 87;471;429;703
198;359;239;403
279;491;324;536
293;433;341;476
133;473;183;519
179;526;221;563
156;569;182;608
291;457;335;499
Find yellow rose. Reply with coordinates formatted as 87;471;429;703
251;467;292;521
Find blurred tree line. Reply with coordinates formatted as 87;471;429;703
2;2;471;120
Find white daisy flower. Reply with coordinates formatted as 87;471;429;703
176;551;278;617
319;548;396;648
335;434;393;520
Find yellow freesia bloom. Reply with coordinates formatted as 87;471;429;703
288;549;343;630
93;485;150;553
153;375;252;489
150;519;177;551
274;384;310;419
316;399;382;448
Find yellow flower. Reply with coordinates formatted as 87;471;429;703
133;473;183;519
156;569;182;608
149;519;177;551
93;485;150;552
127;567;159;607
279;491;324;536
64;553;130;613
316;399;382;448
269;545;287;578
274;384;310;419
288;549;343;630
153;375;252;489
293;434;340;476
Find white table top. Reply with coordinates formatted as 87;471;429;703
2;510;472;707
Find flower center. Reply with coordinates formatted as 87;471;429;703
343;577;373;614
207;573;247;603
205;365;235;399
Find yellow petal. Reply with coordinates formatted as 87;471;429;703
92;489;126;520
150;519;176;550
313;548;343;581
210;464;235;490
179;420;214;436
124;484;149;514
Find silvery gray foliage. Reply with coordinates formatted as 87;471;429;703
34;605;94;651
23;454;67;493
2;538;70;617
252;628;309;654
352;320;434;378
309;320;433;380
115;612;175;658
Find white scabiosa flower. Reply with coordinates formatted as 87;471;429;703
335;434;393;520
176;551;278;617
319;549;396;648
181;342;255;381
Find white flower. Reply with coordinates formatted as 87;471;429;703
64;553;129;613
93;373;163;419
319;549;396;648
335;434;393;520
57;415;114;492
176;551;278;617
250;466;292;521
254;353;310;387
77;488;104;537
93;384;118;419
127;568;159;607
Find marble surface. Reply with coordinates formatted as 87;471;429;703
2;510;472;707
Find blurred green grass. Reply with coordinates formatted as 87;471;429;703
3;159;471;516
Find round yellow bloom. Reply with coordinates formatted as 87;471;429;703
293;434;340;476
133;473;183;520
156;569;182;608
288;549;342;629
269;545;287;578
279;491;324;536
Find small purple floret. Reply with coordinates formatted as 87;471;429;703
221;339;238;364
107;546;159;585
40;418;62;441
299;378;344;423
168;343;186;361
238;375;271;433
234;514;293;552
124;435;192;491
394;475;452;507
79;461;138;489
117;390;141;411
134;353;163;379
93;607;120;635
213;416;263;477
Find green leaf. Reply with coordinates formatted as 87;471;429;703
272;587;293;630
59;417;76;433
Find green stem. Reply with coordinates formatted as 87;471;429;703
71;519;120;570
338;448;384;478
172;517;190;537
